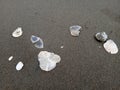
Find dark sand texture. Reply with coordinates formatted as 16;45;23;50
0;0;120;90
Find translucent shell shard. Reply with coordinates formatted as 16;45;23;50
31;35;44;49
69;25;82;36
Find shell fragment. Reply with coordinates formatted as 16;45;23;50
103;39;118;54
38;51;61;71
95;32;108;42
69;25;82;36
12;27;23;37
31;35;44;49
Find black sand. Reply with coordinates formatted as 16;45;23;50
0;0;120;90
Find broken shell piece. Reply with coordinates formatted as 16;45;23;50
38;51;61;71
31;35;40;43
103;39;118;54
12;27;23;37
70;25;82;36
95;32;108;42
16;61;24;71
8;56;13;61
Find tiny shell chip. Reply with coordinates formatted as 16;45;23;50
8;56;13;61
12;27;23;37
31;35;40;43
95;32;108;42
103;39;118;54
70;25;82;36
38;51;61;71
16;61;24;71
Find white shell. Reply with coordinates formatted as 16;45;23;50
38;51;61;71
8;56;13;61
103;39;118;54
12;27;23;37
16;61;24;71
70;25;82;36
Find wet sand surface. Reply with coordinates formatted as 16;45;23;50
0;0;120;90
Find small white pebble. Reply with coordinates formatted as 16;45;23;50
12;27;23;37
16;61;24;71
8;56;13;61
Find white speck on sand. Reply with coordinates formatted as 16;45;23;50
69;25;82;36
60;46;64;48
8;56;13;61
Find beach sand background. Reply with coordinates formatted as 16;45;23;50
0;0;120;90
